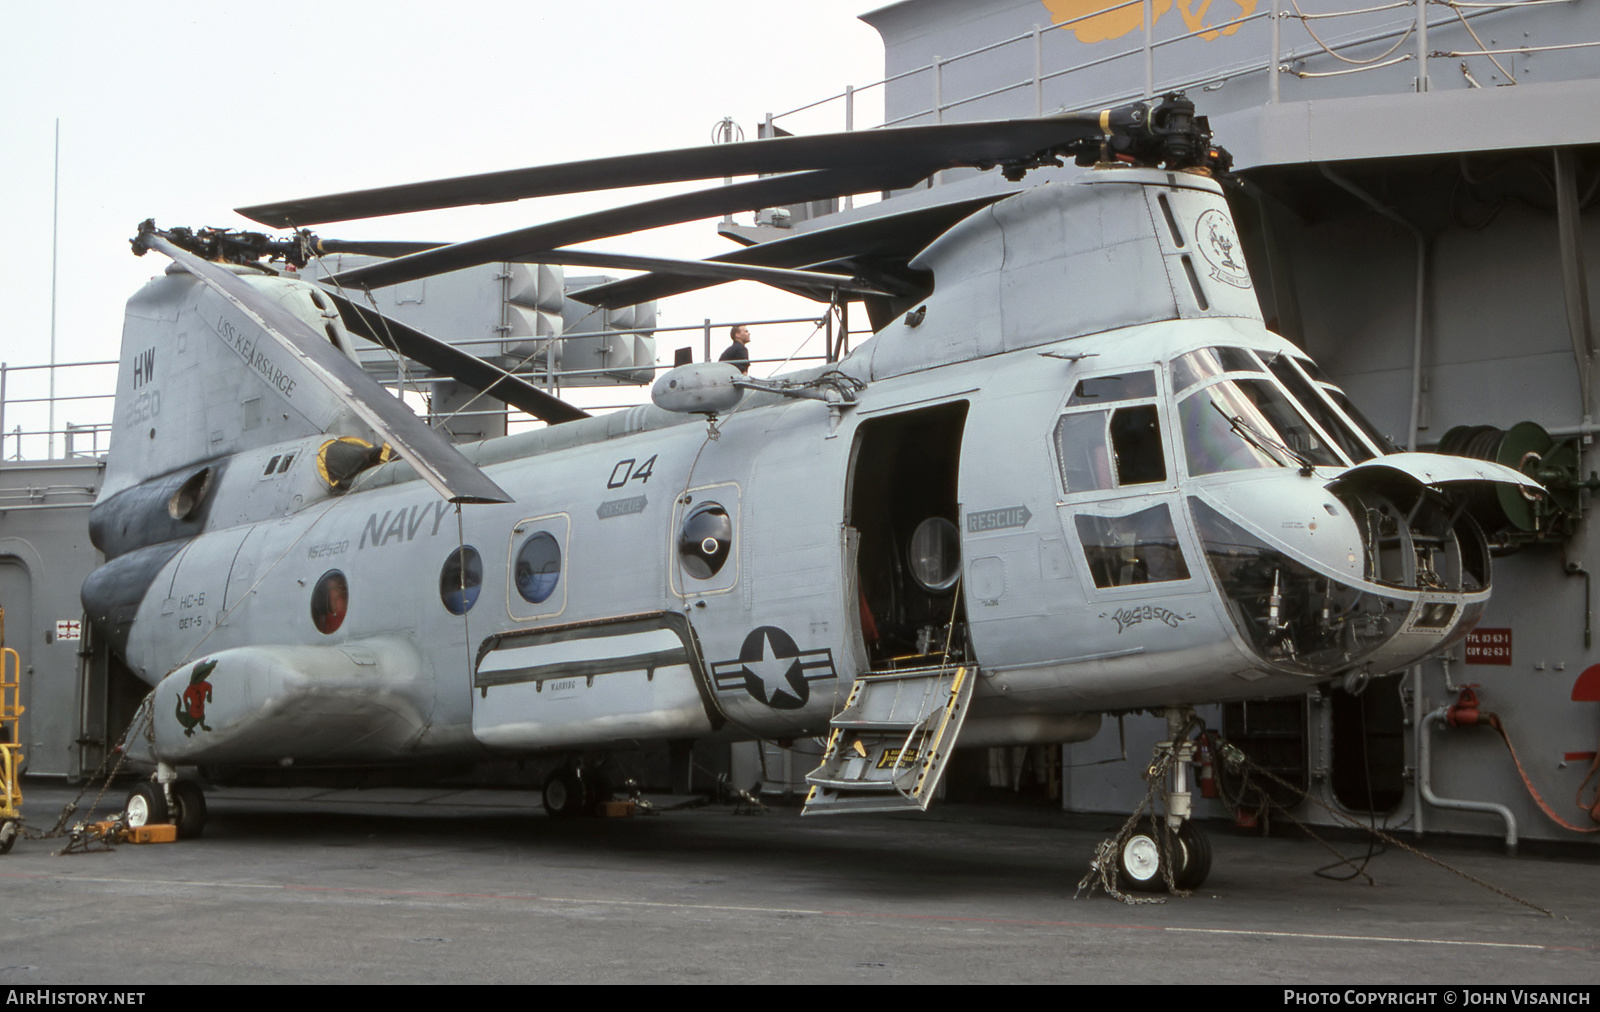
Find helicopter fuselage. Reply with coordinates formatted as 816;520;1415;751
85;165;1528;774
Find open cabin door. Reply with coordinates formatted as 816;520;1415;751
804;401;976;815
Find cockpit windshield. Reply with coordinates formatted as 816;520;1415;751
1261;353;1381;462
1172;346;1380;476
1178;376;1344;475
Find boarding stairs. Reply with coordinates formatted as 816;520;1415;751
1;639;23;853
802;663;975;815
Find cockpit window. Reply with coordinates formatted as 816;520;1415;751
1077;505;1191;588
1295;356;1330;383
1056;405;1167;493
1232;379;1342;466
1262;353;1374;463
1110;405;1166;485
1179;382;1303;475
1057;412;1115;493
1067;371;1156;406
1289;355;1398;454
1171;347;1262;393
1326;388;1400;455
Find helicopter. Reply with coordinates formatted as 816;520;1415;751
79;94;1540;892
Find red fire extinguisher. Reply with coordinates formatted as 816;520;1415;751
1196;735;1217;799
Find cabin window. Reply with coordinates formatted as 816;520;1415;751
440;545;483;615
908;517;961;592
678;502;732;579
514;532;562;604
1076;505;1191;589
311;570;349;634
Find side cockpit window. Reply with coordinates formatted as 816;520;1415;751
1055;370;1167;494
1076;505;1191;589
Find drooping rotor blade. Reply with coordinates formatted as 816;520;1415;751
530;250;892;302
136;229;513;504
571;194;1008;308
320;292;590;425
307;241;892;301
237;114;1115;228
326;167;921;291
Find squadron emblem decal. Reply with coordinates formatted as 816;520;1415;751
712;627;837;709
174;658;217;736
1194;208;1251;289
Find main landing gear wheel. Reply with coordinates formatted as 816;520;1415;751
171;781;207;840
542;768;587;818
124;781;169;828
1173;820;1212;891
1118;818;1212;892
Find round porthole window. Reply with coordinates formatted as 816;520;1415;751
440;545;483;615
514;531;562;604
678;503;732;580
311;569;349;634
908;517;961;592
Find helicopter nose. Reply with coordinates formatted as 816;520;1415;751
1189;467;1495;679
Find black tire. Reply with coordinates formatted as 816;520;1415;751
1117;817;1170;893
125;781;169;828
542;768;585;818
0;818;18;855
584;770;615;809
1174;820;1212;891
171;781;207;840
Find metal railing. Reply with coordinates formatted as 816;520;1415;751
0;360;116;463
0;310;867;461
766;0;1580;137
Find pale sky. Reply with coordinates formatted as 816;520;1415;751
0;1;888;450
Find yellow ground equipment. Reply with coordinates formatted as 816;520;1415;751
1;633;23;854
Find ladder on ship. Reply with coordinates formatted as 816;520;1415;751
802;663;975;815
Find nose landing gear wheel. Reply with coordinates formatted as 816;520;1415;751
171;781;207;840
1173;820;1212;891
1118;817;1168;892
124;782;169;828
542;768;586;818
1118;817;1211;892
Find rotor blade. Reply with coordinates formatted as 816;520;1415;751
310;238;448;259
238;114;1111;228
309;241;891;301
140;231;513;504
536;250;892;304
320;291;590;425
571;193;1007;308
326;167;923;291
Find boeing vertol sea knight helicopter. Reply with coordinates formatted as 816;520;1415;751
82;94;1539;892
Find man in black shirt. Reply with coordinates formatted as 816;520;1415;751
718;325;751;373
